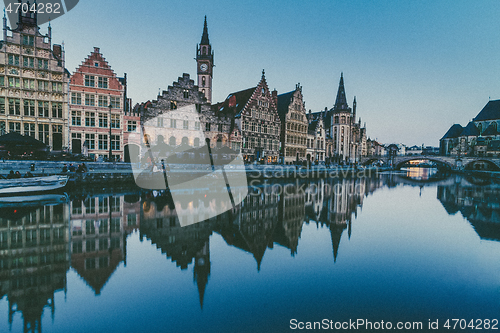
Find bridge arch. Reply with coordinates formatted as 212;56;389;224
394;157;453;170
463;159;500;171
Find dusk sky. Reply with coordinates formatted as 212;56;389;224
10;0;500;146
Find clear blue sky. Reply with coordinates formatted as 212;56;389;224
10;0;500;146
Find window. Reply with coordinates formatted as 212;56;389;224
0;77;3;87
157;117;163;127
24;123;36;138
111;114;120;128
110;96;120;109
195;121;200;130
8;77;20;88
183;120;189;130
205;123;210;131
94;62;99;67
52;102;63;118
38;80;49;91
38;124;49;143
22;35;34;46
85;94;95;106
218;124;223;132
9;122;21;133
72;111;81;126
8;98;20;115
85;133;95;149
170;119;176;128
98;95;107;107
84;75;95;87
99;239;108;251
194;138;200;147
98;134;108;150
8;54;19;66
85;112;95;127
170;101;177;109
127;121;137;132
0;98;4;114
99;198;108;214
183;90;189;98
23;57;34;68
52;125;62;135
52;82;62;92
24;100;35;116
98;77;108;88
99;113;108;127
71;92;82;104
202;77;206;87
23;79;35;89
0;121;5;135
38;59;48;69
38;101;49;117
111;135;120;150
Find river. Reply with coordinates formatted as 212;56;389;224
1;168;500;332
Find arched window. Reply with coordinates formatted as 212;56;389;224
182;137;189;146
169;136;176;146
202;76;206;87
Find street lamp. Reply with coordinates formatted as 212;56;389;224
108;100;112;161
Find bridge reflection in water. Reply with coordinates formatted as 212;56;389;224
1;171;500;332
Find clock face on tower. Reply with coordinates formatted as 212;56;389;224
200;63;208;72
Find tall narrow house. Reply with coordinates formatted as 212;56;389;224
0;4;69;151
69;47;126;161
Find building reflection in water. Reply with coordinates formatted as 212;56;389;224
4;172;451;327
69;192;140;295
437;176;500;241
0;195;70;333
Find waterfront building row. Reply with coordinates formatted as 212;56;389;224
1;6;371;163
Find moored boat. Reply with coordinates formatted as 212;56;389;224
0;175;69;195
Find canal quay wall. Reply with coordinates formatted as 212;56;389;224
0;160;383;187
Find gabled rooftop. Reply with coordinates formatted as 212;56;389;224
441;124;464;140
473;100;500;121
460;122;479;137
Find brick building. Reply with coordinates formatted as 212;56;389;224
0;6;69;152
69;47;126;161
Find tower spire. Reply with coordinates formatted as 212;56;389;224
334;72;349;111
200;15;209;45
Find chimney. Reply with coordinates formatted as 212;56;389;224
272;89;278;108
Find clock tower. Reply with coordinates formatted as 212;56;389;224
196;16;214;104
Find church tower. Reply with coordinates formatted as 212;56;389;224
196;16;214;104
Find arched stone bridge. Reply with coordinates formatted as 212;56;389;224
360;155;500;171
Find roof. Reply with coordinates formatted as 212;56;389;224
334;73;349;111
473;100;500;121
460;122;479;137
277;91;295;122
218;87;256;117
481;123;499;136
441;124;464;140
200;16;210;45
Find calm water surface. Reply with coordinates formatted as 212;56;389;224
1;168;500;332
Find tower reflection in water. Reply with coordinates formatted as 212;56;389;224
3;172;500;330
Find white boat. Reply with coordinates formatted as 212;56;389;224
0;175;69;195
0;193;69;207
